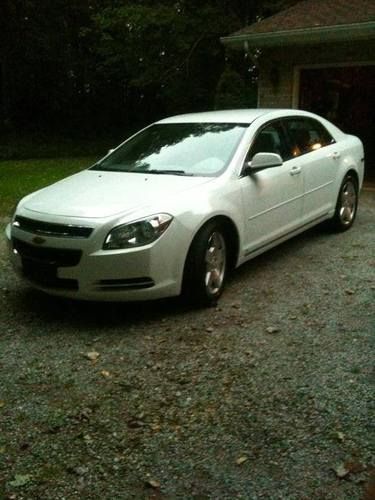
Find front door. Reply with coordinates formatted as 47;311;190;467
240;120;304;256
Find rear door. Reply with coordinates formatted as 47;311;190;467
283;117;338;223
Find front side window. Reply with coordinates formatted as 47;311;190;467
92;123;249;177
248;121;292;162
284;118;335;157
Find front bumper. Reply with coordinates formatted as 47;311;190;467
5;220;185;301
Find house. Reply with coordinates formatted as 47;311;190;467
221;0;375;181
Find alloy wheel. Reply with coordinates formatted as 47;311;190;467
339;179;357;225
204;231;226;295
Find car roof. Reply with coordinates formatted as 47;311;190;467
156;109;312;125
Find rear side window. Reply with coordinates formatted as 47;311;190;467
284;118;335;157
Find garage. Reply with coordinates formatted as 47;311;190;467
222;0;375;182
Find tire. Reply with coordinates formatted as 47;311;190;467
182;221;228;307
330;174;358;232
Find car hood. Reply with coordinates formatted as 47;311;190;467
22;169;213;218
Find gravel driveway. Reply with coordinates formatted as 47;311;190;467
0;191;374;500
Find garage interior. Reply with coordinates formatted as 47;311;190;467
299;65;375;183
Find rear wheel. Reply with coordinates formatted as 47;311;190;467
330;174;358;231
182;221;227;307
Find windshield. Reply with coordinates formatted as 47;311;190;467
91;122;248;176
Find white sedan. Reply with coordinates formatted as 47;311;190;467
5;109;364;306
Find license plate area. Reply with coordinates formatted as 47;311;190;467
21;257;79;290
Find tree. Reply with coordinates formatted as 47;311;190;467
215;66;249;109
90;2;240;129
0;0;98;131
0;0;301;136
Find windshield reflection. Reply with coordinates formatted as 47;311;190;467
92;123;249;176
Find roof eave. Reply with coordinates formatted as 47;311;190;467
221;21;375;49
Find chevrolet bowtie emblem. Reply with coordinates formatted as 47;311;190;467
32;236;46;245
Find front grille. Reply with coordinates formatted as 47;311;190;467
96;277;155;291
14;216;93;238
13;238;81;290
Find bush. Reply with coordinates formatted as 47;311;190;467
214;66;255;109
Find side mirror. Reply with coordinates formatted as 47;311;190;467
245;152;283;174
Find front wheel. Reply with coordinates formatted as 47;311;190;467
330;174;358;231
182;222;227;307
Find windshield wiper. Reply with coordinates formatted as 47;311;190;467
90;164;127;172
144;169;193;176
90;166;193;176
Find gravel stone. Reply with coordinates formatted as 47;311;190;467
0;191;374;499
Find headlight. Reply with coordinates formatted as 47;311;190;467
103;214;173;250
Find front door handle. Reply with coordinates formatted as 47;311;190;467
290;166;301;176
328;151;341;160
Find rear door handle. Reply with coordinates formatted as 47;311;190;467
290;166;301;176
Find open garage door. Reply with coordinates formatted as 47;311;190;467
299;65;375;182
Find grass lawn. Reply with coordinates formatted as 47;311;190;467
0;157;97;218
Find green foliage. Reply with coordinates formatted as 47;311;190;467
0;158;95;216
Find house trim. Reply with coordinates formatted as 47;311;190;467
221;21;375;48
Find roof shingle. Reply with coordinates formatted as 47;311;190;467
233;0;375;37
